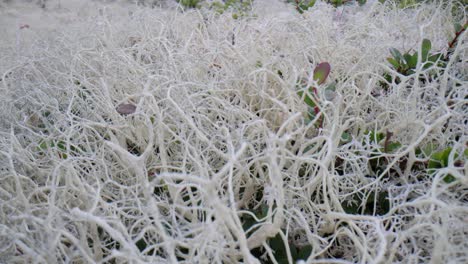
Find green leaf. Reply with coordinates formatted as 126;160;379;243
313;62;331;85
404;53;417;69
308;0;317;8
367;130;385;144
427;147;460;184
427;53;442;63
56;141;66;152
331;0;343;7
297;89;316;108
269;233;286;257
342;195;361;215
386;142;401;153
418;143;437;157
289;243;299;260
38;140;48;150
259;203;269;218
136;238;148;252
421;39;431;61
429;147;452;169
443;174;456;184
403;53;411;66
454;23;462;33
296;245;313;260
390;48;403;62
340;132;352;144
387;57;400;69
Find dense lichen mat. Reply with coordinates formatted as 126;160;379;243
0;0;466;263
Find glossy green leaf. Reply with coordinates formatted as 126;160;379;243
418;143;437;157
427;147;463;184
404;53;418;68
403;53;411;66
297;89;316;108
428;147;452;169
390;48;403;62
387;57;400;69
421;39;431;61
313;62;331;85
427;53;442;63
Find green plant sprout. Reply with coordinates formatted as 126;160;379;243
297;62;331;125
385;21;467;85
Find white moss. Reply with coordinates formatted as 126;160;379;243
0;0;466;263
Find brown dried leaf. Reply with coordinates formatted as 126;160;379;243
116;103;136;115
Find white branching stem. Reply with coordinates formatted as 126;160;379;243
0;0;466;263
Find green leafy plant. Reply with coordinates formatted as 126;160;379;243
384;22;466;86
210;0;252;18
287;0;317;14
386;38;443;78
178;0;200;8
341;190;390;215
243;203;313;263
37;139;83;159
427;147;467;183
264;232;313;263
287;0;366;13
363;130;401;177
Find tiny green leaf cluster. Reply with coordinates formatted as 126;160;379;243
287;0;367;13
387;39;443;77
178;0;201;8
210;0;252;18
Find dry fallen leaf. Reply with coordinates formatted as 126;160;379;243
116;103;136;115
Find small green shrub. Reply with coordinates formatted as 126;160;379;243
178;0;201;8
386;39;443;77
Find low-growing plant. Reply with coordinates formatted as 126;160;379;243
178;0;201;8
242;202;313;263
287;0;367;12
210;0;253;18
286;0;317;14
385;21;466;80
297;62;331;126
386;38;443;77
426;147;467;183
